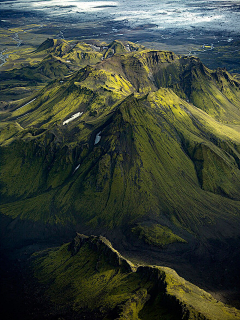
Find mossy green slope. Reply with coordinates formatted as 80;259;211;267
1;43;240;241
1;88;240;241
132;224;187;247
32;234;240;320
3;66;133;133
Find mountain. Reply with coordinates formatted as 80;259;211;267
1;39;240;315
1;45;240;232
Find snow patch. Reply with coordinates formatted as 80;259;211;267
126;44;130;52
63;112;83;125
16;112;29;119
94;131;101;145
15;98;36;111
73;164;81;173
90;44;101;51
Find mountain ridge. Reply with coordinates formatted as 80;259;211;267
30;233;240;320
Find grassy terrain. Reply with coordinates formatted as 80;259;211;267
132;224;187;247
32;234;240;320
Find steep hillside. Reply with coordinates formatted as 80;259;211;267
1;84;240;235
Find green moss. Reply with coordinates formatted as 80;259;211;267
2;87;240;231
0;122;23;145
132;224;187;247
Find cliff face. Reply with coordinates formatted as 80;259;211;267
32;234;240;320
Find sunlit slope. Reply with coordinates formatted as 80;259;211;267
3;40;240;122
99;50;240;122
35;38;104;70
32;234;240;320
36;38;144;68
1;86;240;243
3;66;134;131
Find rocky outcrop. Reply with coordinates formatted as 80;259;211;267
69;233;135;273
